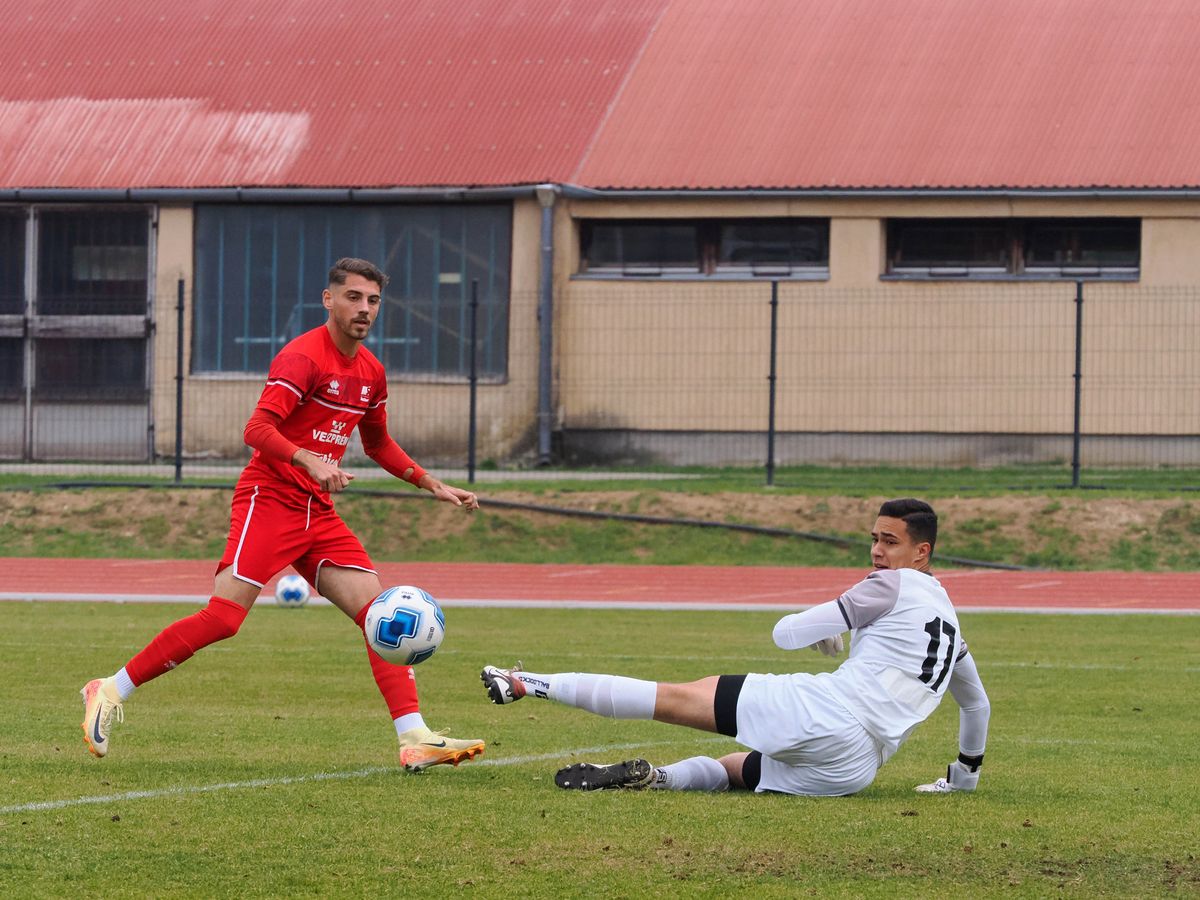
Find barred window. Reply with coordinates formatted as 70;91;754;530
193;204;512;377
37;209;150;315
0;208;24;315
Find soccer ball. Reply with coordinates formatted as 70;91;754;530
363;585;445;666
274;574;311;608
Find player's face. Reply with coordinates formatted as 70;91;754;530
870;516;931;572
323;274;382;345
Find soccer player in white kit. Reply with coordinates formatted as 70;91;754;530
481;499;990;796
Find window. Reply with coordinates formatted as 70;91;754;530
0;337;22;400
715;220;829;274
193;204;512;376
886;218;1139;279
578;218;829;278
1024;219;1140;274
36;209;150;314
0;208;24;315
584;221;701;274
33;337;147;401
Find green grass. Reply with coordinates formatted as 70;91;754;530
2;602;1197;897
4;460;1200;494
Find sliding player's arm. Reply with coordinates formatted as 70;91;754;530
771;600;848;657
916;647;990;793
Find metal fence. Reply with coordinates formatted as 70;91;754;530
2;280;1198;490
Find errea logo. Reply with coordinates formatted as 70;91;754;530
328;379;341;397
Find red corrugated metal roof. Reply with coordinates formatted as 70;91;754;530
0;0;668;189
576;0;1200;190
1;0;1197;191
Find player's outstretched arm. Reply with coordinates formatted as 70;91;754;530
771;600;847;656
915;650;990;793
417;473;479;511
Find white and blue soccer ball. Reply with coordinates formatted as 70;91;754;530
274;574;311;608
364;585;445;666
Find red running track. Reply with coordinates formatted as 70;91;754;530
1;558;1197;613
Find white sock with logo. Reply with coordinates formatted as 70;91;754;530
652;756;730;792
543;672;658;720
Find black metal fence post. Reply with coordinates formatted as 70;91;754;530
467;278;479;484
1071;280;1084;488
766;280;779;486
174;278;185;483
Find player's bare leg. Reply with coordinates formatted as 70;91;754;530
650;677;721;732
320;565;484;771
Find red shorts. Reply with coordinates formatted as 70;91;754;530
217;481;375;591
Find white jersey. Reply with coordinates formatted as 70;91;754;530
821;568;962;760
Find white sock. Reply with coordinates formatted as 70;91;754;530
513;669;554;699
394;712;427;736
113;668;136;702
546;673;657;720
652;756;730;792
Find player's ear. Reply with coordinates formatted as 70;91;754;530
916;541;932;564
322;289;333;310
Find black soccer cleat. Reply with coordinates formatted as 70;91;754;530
480;663;526;705
554;758;654;791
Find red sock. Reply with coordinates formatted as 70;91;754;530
355;603;420;719
124;596;249;686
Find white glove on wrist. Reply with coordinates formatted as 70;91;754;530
807;633;844;657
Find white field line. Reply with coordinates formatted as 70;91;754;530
0;738;729;816
0;593;1196;615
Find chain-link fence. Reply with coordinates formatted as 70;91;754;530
2;280;1197;489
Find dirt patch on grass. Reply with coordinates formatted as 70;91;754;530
2;486;1198;569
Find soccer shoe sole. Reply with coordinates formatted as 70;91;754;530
554;759;653;791
399;742;485;772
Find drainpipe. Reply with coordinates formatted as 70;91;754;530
535;184;557;466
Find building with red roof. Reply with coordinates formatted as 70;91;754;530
1;0;1197;465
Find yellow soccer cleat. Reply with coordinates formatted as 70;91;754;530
80;677;124;758
397;726;484;772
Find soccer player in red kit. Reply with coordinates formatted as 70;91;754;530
80;257;485;771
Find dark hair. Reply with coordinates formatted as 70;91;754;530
878;498;937;552
328;257;388;289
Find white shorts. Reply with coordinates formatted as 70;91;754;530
736;672;883;796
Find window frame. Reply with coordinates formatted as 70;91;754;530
576;217;831;280
884;217;1140;281
191;202;513;379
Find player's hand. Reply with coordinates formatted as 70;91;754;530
807;633;844;657
420;475;479;511
294;450;354;493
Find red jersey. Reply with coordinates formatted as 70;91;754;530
242;325;389;505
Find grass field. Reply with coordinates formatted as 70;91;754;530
2;601;1197;898
7;469;1200;569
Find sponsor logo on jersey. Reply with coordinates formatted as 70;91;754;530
312;423;351;446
